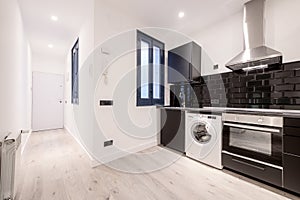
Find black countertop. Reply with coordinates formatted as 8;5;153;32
158;106;300;118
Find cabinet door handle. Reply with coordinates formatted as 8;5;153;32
232;159;266;171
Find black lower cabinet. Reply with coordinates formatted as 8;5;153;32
283;118;300;194
283;153;300;194
222;153;282;187
160;109;185;153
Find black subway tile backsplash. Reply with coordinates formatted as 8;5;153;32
284;61;300;71
276;98;293;105
240;99;250;104
229;99;240;104
230;77;240;83
256;73;273;80
285;91;300;98
246;87;255;92
282;105;300;110
295;99;300;105
209;84;222;90
256;99;272;105
172;61;300;109
274;71;294;78
240;75;255;82
270;105;284;109
271;92;284;98
263;80;270;85
269;79;283;85
284;77;300;84
274;85;294;91
248;93;262;99
228;88;239;93
255;86;272;92
263;93;271;98
232;93;247;99
248;80;262;87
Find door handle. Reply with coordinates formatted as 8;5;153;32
223;123;281;133
232;158;265;171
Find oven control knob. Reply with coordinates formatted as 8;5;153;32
258;118;263;123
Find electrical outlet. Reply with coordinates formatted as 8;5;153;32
104;140;113;147
211;99;220;105
21;130;30;134
100;100;113;106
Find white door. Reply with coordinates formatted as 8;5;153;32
32;72;64;131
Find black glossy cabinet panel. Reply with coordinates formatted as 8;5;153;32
283;117;300;194
284;136;300;156
284;118;300;128
222;153;282;187
283;126;300;137
160;109;185;153
283;154;300;194
168;42;201;83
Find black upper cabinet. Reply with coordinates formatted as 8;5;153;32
168;42;201;83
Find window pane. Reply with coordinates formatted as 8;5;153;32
153;46;160;99
141;40;149;99
71;39;79;104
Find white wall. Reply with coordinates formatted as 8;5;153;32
192;0;300;76
265;0;300;63
0;0;32;133
192;11;244;76
64;0;95;157
64;0;166;164
32;52;65;75
25;44;32;130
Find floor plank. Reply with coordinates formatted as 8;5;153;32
17;129;299;200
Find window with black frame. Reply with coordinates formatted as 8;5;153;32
71;39;79;104
136;31;165;106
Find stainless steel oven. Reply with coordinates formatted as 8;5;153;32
222;113;284;187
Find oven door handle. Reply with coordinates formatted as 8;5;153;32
232;158;266;171
223;122;281;134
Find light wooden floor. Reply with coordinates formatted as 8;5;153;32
17;129;299;200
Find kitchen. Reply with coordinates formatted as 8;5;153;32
1;0;300;199
162;0;300;197
65;0;300;198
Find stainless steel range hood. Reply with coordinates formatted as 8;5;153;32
226;0;282;71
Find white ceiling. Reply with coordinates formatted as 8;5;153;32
18;0;249;70
103;0;249;34
18;0;88;67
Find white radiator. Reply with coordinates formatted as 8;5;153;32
0;132;21;200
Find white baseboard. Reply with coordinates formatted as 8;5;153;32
64;126;96;163
64;126;158;168
21;129;32;155
92;140;157;168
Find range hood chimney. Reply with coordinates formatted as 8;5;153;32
226;0;282;71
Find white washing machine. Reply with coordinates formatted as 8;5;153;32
185;112;223;169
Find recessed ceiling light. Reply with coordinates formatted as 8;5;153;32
51;16;58;21
178;12;185;18
48;44;53;48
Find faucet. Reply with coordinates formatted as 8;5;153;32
179;89;185;107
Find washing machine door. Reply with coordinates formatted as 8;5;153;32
192;122;211;144
190;120;217;159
